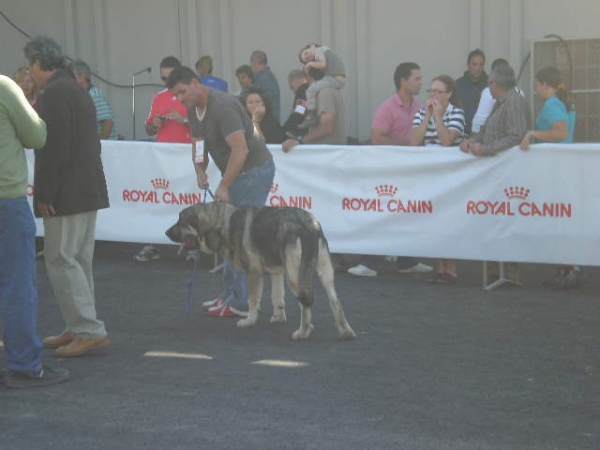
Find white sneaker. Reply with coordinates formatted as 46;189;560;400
347;264;377;277
134;245;161;262
398;262;433;274
184;249;199;262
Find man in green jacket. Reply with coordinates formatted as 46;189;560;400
0;74;69;388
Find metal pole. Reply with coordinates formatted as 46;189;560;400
132;75;136;140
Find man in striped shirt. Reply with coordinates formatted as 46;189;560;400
68;60;118;140
460;65;531;157
460;64;530;284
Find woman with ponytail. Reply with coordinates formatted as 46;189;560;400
520;66;575;150
521;66;584;289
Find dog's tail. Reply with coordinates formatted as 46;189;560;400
296;229;321;307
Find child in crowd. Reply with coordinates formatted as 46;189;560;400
298;43;345;128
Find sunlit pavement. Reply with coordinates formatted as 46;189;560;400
2;241;599;450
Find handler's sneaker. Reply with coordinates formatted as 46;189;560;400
184;249;198;262
398;263;433;274
347;264;377;277
6;365;69;389
134;245;161;262
207;303;248;318
202;298;225;310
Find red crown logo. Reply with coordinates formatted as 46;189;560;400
270;183;279;194
504;186;530;199
375;184;398;197
151;178;170;190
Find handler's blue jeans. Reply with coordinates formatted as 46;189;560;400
0;197;43;373
220;158;275;310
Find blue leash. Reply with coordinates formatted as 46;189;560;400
184;187;214;314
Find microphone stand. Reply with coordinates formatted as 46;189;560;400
132;67;151;140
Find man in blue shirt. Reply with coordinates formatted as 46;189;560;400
250;50;280;121
68;60;118;140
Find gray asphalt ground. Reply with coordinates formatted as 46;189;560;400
1;241;599;450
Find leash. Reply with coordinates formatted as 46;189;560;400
204;187;215;201
184;187;215;314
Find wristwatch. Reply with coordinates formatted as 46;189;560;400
183;118;189;125
295;135;304;144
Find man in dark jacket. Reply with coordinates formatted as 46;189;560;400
24;36;110;357
282;69;309;138
455;48;488;135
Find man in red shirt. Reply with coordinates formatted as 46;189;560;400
136;56;191;262
145;56;191;143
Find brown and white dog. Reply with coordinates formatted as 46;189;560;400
166;202;356;340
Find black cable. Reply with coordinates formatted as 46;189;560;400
543;34;574;92
0;8;30;38
516;52;531;85
0;8;163;90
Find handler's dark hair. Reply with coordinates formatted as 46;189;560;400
166;66;198;89
393;62;420;90
24;36;65;71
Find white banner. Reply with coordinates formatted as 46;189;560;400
26;141;600;266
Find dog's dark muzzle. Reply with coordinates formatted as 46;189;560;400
165;223;182;243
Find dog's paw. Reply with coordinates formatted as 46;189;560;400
339;327;356;340
237;317;257;328
270;313;286;324
292;324;314;340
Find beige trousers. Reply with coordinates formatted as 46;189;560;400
43;211;107;338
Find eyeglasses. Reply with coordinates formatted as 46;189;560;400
426;89;449;94
161;76;168;82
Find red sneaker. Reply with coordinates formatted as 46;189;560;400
207;304;248;317
202;298;224;310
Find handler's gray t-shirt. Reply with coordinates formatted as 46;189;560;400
188;89;272;175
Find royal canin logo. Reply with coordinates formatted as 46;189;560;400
268;182;312;210
122;178;204;205
467;186;572;217
151;178;170;190
342;184;433;213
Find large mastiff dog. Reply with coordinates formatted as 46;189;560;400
166;202;356;340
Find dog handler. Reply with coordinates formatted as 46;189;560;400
167;66;275;318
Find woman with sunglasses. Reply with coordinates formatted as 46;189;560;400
410;75;465;284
